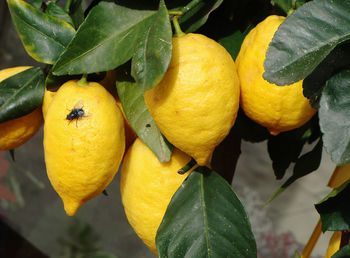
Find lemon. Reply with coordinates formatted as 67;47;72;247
236;15;316;135
116;98;137;151
144;33;240;166
42;87;56;119
325;231;342;258
44;80;125;216
120;138;193;255
0;66;43;150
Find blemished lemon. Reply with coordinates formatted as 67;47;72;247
236;15;316;135
144;33;240;166
44;80;125;216
325;231;342;258
120;138;194;255
0;66;43;150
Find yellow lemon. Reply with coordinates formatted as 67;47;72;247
325;231;342;258
44;80;125;216
115;98;137;152
236;15;316;135
0;66;43;150
120;138;193;255
42;87;56;119
144;33;240;166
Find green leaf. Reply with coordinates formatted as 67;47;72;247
315;179;350;232
332;245;350;258
156;166;257;257
116;65;173;162
319;70;350;165
46;2;74;27
170;0;223;33
68;0;85;29
7;0;76;64
29;0;42;9
0;67;45;123
218;25;253;61
303;41;350;108
52;2;156;76
131;0;172;90
270;0;305;14
263;0;350;85
266;138;323;203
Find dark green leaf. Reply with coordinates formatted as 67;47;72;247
263;0;350;85
0;67;45;123
116;65;173;162
68;0;85;29
270;0;305;14
315;179;350;232
157;167;257;257
266;138;322;203
7;0;76;64
319;70;350;165
46;2;74;27
45;70;80;90
303;41;350;108
29;0;42;9
52;2;156;76
170;0;223;33
218;25;253;61
131;0;172;90
332;245;350;258
9;149;15;162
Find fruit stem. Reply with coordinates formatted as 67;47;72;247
178;158;196;174
168;11;183;16
78;74;88;86
172;17;185;37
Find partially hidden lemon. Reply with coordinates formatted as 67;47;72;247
144;33;240;166
42;87;56;119
325;231;342;258
120;138;194;255
0;66;43;150
116;98;137;151
236;15;316;135
44;80;125;216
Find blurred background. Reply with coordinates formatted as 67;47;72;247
0;1;335;257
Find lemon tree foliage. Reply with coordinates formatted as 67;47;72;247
0;67;44;123
264;0;350;85
2;0;350;256
316;179;350;232
7;0;76;64
332;245;350;258
319;70;350;165
157;167;257;258
116;65;173;162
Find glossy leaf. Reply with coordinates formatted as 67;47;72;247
53;2;156;76
29;0;42;9
131;0;172;90
116;65;172;162
0;67;45;123
171;0;223;33
263;0;350;85
315;179;350;232
46;2;74;27
68;0;85;29
156;166;257;257
319;70;350;165
303;41;350;108
270;0;305;14
218;25;253;61
7;0;76;64
332;245;350;258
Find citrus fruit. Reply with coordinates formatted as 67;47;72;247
144;33;240;166
236;15;316;135
325;231;341;258
0;66;43;150
44;79;125;216
42;87;56;119
120;138;194;255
